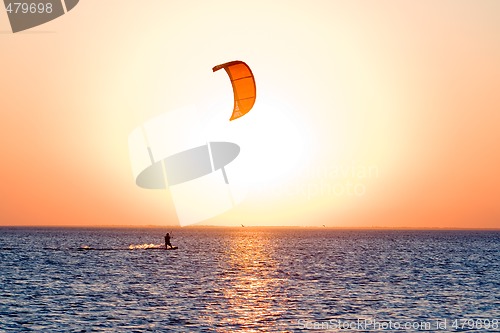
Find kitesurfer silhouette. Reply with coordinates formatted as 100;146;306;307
164;233;173;249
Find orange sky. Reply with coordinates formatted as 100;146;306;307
1;1;499;228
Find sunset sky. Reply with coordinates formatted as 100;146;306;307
1;1;499;228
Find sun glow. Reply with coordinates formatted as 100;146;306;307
203;97;308;190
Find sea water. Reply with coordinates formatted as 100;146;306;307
0;227;498;332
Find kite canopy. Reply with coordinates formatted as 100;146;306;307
213;61;256;121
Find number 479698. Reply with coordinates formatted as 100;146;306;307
452;319;498;330
5;2;53;14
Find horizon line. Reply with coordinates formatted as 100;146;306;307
0;225;498;231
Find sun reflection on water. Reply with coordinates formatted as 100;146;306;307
216;231;289;332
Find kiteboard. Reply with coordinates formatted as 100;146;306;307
146;246;178;250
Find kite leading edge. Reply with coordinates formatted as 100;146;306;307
213;61;256;121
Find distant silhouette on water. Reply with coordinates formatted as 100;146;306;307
164;233;173;249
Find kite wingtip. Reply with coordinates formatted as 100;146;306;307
212;65;225;72
229;112;244;121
